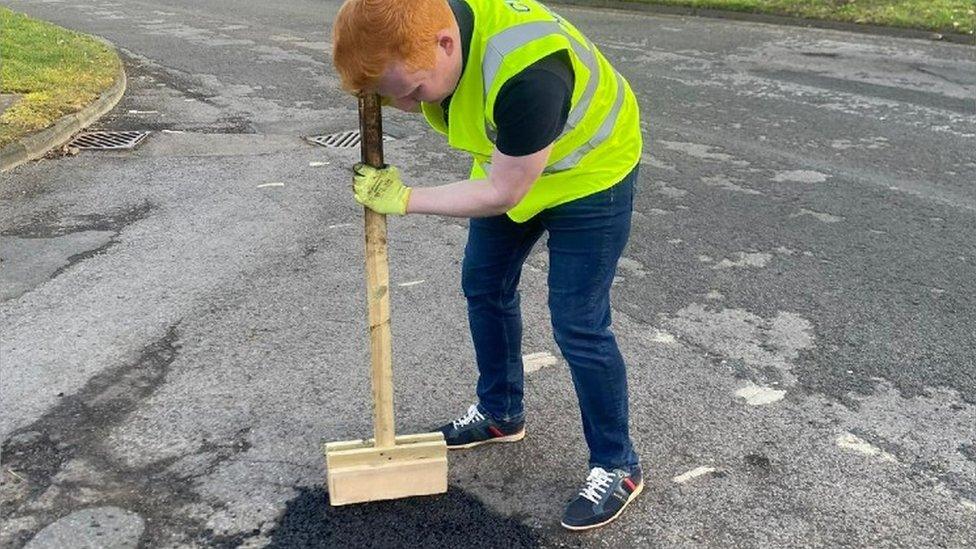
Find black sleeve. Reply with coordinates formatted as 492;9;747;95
492;51;574;157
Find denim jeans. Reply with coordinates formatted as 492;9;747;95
461;166;640;473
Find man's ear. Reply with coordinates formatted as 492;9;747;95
437;31;455;56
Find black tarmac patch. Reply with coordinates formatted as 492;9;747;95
265;486;543;548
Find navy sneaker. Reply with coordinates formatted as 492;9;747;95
435;404;525;449
561;466;643;530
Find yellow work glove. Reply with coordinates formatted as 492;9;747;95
352;163;412;216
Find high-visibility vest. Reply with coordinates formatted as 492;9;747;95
421;0;641;222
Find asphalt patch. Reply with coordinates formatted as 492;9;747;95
0;202;153;301
743;453;772;472
1;326;180;502
0;326;234;547
0;201;153;239
265;486;544;548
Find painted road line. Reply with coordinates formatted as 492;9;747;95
524;352;558;373
650;329;677;344
835;432;897;463
735;382;787;405
673;466;716;484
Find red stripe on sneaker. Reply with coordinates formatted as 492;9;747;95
488;426;505;438
623;478;637;492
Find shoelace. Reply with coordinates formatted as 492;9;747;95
579;467;615;504
452;404;486;429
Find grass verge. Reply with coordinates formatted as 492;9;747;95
0;7;121;148
624;0;975;36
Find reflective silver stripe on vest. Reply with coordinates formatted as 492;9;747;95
562;38;598;131
546;71;625;173
482;21;599;139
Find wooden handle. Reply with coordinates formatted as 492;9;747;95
359;93;396;448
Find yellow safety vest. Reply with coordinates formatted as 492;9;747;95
421;0;642;222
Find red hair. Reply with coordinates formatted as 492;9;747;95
332;0;454;93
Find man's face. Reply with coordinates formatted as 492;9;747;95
374;33;461;112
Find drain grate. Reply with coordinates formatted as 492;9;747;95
68;131;151;150
306;130;393;150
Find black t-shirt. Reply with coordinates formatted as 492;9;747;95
444;0;574;157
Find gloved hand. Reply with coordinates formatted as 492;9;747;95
352;163;412;215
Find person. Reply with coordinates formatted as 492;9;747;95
332;0;643;530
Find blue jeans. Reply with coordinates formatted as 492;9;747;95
461;166;640;473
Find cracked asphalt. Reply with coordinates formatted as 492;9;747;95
1;0;974;547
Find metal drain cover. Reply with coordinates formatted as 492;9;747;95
306;130;393;150
68;131;150;150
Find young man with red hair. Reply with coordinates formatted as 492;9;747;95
333;0;643;530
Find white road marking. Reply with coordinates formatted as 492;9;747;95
673;466;716;483
792;208;843;223
714;252;772;269
701;174;763;195
256;182;285;188
830;137;889;150
309;161;330;167
127;109;158;114
735;382;787;405
659;140;734;162
651;330;677;344
772;170;829;183
327;223;352;229
524;352;558;373
398;280;425;287
835;432;897;463
618;257;647;277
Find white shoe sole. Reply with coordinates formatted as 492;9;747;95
447;429;526;450
560;481;644;531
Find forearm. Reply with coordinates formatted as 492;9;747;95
406;178;515;218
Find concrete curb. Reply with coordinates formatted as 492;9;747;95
1;56;127;172
550;0;975;46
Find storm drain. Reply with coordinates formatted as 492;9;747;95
68;131;151;150
306;130;393;150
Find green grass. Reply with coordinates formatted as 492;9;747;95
0;7;120;147
631;0;976;35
